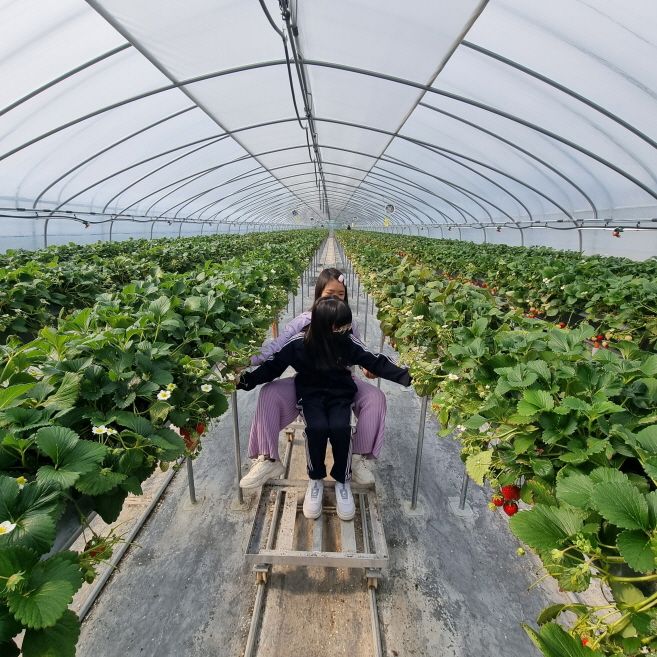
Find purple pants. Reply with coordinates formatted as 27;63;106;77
247;377;387;460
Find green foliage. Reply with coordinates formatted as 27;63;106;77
339;231;657;657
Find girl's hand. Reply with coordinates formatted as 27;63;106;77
362;368;377;380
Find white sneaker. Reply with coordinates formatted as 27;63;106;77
335;482;356;521
351;454;375;486
303;479;324;519
239;456;285;489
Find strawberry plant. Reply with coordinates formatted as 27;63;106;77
0;229;325;655
339;230;657;657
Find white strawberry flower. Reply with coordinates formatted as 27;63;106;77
414;315;424;320
0;520;17;535
166;383;177;391
92;425;108;435
157;390;172;401
106;428;118;436
542;278;550;284
226;373;236;382
479;422;491;433
15;476;27;490
447;373;459;381
201;384;212;393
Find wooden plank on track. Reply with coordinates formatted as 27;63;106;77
246;549;386;569
312;515;324;552
277;490;297;551
340;519;357;553
367;491;388;559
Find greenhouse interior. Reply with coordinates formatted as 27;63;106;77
1;1;656;656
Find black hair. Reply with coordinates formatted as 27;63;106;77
314;267;349;306
305;296;353;370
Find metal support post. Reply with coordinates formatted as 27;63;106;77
186;458;197;503
231;391;244;505
377;332;385;390
356;279;361;315
363;293;369;342
292;288;296;317
458;468;470;510
411;396;429;510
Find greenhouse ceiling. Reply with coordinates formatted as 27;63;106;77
2;0;657;237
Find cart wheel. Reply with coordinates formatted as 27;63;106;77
255;571;268;584
367;576;378;590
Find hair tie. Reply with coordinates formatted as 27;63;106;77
337;274;345;284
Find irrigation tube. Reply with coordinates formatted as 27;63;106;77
78;462;179;621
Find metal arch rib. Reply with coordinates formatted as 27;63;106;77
4;55;657;206
206;177;444;227
462;40;657;153
0;43;131;120
33;106;196;208
83;2;318;219
335;0;491;224
415;101;597;217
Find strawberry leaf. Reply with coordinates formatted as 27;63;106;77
616;530;656;573
591;481;649;531
509;505;584;552
22;609;80;657
6;552;82;629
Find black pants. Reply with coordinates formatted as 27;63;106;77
299;394;353;483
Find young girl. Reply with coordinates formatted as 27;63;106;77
237;297;411;521
240;268;386;489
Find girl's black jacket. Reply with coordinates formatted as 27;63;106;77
237;332;411;398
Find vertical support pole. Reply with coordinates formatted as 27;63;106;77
292;287;296;317
519;227;525;247
109;218;115;243
577;227;583;255
458;468;470;510
411;396;429;510
356;279;360;315
377;332;385;390
363;293;369;342
231;391;244;505
150;221;156;240
186;458;197;503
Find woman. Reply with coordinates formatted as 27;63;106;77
240;268;387;488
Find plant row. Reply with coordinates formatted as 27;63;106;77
338;230;657;657
0;231;305;343
0;230;325;657
359;232;657;349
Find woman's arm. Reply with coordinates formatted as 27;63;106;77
251;312;311;366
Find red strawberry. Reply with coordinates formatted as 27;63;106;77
503;501;518;516
581;637;589;647
596;334;605;341
593;341;601;348
558;322;566;328
500;485;520;501
181;428;191;441
196;423;206;435
491;494;504;507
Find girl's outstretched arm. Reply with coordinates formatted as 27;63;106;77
239;335;302;390
347;336;411;386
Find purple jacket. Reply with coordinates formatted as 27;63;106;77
251;311;362;366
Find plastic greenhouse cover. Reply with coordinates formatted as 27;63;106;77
0;0;656;245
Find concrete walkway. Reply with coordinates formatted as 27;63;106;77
76;237;566;657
